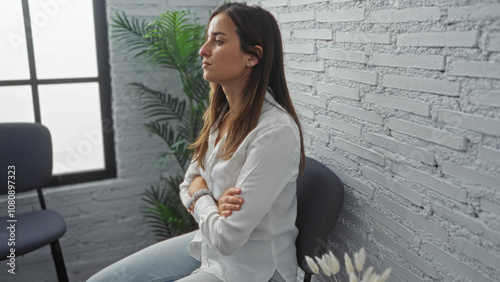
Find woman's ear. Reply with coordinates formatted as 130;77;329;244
253;45;263;60
247;45;263;67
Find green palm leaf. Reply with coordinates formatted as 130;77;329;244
129;83;185;122
144;11;204;69
143;121;191;168
111;9;208;239
110;12;152;58
141;180;197;238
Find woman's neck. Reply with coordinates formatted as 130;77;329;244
221;83;245;114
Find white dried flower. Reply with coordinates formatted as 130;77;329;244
379;268;391;282
327;250;340;274
354;247;366;272
345;252;354;275
316;255;332;276
369;273;380;282
349;273;358;282
361;266;374;282
305;255;319;274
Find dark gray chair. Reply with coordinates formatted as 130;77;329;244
0;122;68;282
296;157;344;282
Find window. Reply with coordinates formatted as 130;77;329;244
0;0;116;185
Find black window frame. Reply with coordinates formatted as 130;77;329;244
0;0;116;186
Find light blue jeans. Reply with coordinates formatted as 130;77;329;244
87;231;286;282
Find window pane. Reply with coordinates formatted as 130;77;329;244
0;86;35;122
29;0;98;79
0;1;30;80
39;83;105;175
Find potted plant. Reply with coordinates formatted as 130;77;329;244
111;10;208;238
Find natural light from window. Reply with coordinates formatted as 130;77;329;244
0;1;30;80
0;0;107;176
28;0;98;79
0;86;35;122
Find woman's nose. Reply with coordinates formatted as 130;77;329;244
199;41;210;57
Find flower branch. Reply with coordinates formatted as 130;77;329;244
305;247;391;282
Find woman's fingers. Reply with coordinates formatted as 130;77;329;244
221;194;243;205
221;202;241;211
218;200;241;214
217;188;244;217
224;187;241;196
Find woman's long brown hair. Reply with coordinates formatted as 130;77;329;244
190;3;305;174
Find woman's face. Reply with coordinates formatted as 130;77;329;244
199;13;252;86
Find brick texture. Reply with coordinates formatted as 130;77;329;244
317;8;365;23
397;31;479;47
368;7;440;23
318;48;367;63
372;53;445;70
383;75;460;96
336;32;391;44
247;0;500;281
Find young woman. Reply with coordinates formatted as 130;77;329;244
88;3;304;281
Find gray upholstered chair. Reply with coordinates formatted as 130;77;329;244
296;157;344;282
0;122;68;282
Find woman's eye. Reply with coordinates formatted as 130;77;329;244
215;39;222;44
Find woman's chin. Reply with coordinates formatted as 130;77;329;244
202;73;212;82
203;75;218;84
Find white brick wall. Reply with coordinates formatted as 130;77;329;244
382;75;460;96
327;67;378;85
488;34;500;52
366;133;435;165
386;118;467;151
372;53;445;70
317;82;360;100
331;102;384;124
365;93;431;116
284;42;316;54
447;4;500;22
336;32;391;44
317;8;365;23
318;48;367;63
449;61;500;79
279;10;314;22
250;0;500;281
368;7;440;23
397;31;479;47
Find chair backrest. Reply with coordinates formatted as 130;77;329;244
296;157;344;274
0;123;53;194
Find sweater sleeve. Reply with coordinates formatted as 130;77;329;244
193;125;300;255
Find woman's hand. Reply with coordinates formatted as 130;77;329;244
188;176;208;197
217;188;244;217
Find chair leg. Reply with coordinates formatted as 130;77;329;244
50;240;69;282
303;273;311;282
